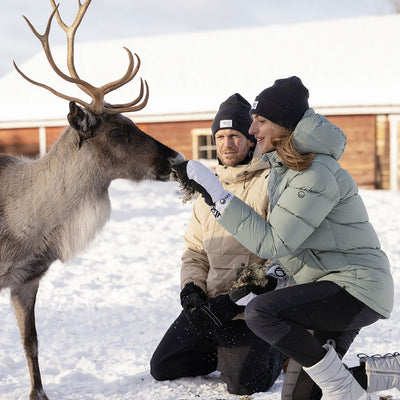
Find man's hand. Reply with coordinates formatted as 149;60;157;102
208;294;244;323
180;283;207;312
230;282;276;306
180;286;244;335
173;160;227;206
229;263;289;306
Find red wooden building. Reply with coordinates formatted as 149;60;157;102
1;15;399;190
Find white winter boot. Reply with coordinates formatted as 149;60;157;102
304;344;370;400
358;352;400;393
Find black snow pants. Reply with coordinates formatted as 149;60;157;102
150;310;287;395
245;281;382;368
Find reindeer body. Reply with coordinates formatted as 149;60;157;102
0;129;108;279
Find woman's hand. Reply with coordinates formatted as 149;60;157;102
173;160;225;206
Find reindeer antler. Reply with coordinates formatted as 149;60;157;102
13;0;149;115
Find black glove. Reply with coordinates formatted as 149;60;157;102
180;283;219;335
184;294;244;338
208;294;244;324
180;283;207;312
229;277;278;304
180;285;243;335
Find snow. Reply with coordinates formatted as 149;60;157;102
1;179;399;400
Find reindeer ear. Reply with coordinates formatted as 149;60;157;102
67;101;98;140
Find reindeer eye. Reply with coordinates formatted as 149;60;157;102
109;129;125;138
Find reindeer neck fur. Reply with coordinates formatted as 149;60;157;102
1;127;112;264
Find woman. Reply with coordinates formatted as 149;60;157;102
174;76;394;400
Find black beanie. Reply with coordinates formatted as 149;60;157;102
250;76;309;130
211;93;255;144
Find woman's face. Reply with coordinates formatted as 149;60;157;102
249;114;285;154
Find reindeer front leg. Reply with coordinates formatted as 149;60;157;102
11;280;49;400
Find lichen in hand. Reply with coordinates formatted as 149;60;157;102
230;263;268;291
170;169;199;204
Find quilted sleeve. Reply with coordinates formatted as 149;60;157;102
218;163;340;259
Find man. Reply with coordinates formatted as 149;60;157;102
150;93;287;395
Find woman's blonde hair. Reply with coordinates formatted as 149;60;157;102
271;127;315;171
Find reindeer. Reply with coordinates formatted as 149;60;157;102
0;1;184;399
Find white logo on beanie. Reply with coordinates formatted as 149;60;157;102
220;119;233;128
252;101;259;109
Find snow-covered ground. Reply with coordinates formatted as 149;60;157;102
1;179;399;400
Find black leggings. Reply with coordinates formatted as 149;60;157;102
245;281;381;367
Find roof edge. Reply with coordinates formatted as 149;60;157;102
2;105;400;129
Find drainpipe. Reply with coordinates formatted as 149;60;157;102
389;115;399;191
39;126;47;157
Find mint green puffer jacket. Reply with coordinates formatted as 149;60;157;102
218;108;393;318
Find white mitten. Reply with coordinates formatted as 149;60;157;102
174;160;234;215
186;160;225;204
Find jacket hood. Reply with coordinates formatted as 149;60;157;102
293;108;347;160
216;145;269;184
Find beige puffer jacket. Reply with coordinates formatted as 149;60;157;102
181;147;270;298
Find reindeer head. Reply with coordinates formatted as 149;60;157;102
67;101;181;181
14;0;184;182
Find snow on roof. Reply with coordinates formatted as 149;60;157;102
1;14;400;124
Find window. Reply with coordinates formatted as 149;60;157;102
191;128;217;167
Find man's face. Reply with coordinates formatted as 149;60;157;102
215;129;255;167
